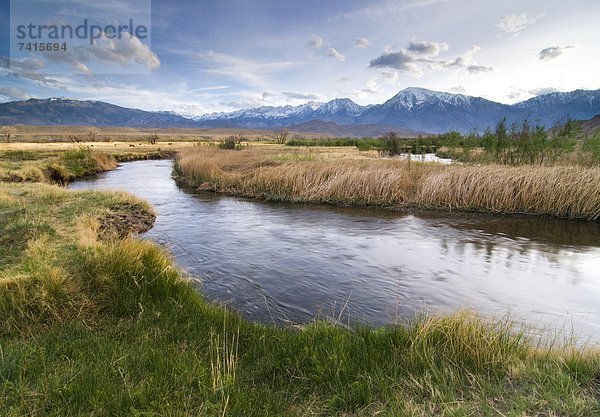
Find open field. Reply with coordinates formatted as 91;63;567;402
4;125;329;143
175;145;600;221
1;177;599;416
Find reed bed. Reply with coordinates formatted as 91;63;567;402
420;165;600;220
175;146;441;206
175;146;600;220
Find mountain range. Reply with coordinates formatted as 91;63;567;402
1;88;599;135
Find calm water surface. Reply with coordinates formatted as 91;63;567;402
70;160;600;343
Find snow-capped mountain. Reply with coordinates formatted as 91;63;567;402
356;87;517;133
312;98;365;118
2;88;599;135
377;87;471;110
196;101;321;121
194;102;323;128
514;89;600;127
194;99;367;127
193;88;600;133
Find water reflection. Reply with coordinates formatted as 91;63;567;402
70;160;600;343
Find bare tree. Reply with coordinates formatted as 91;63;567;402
235;131;245;144
147;133;159;145
1;126;17;143
68;134;82;143
274;129;289;144
87;127;101;142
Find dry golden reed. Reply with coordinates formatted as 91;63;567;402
175;146;600;220
420;165;600;220
176;146;441;206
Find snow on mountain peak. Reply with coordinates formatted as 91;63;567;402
314;98;364;116
386;87;471;109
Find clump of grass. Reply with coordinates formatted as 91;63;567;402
0;147;117;184
58;147;117;179
0;183;160;334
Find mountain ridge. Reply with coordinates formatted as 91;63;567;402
2;88;600;135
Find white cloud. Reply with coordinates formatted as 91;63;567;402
282;91;323;100
26;76;214;115
539;46;575;61
369;50;424;75
497;13;536;35
1;57;63;87
361;70;399;97
24;33;161;75
0;86;31;101
466;64;494;74
355;37;370;48
369;42;493;76
449;45;495;75
406;40;448;56
327;47;346;61
335;0;451;22
529;87;561;96
194;51;303;87
450;86;466;93
379;70;398;83
362;76;384;94
308;36;324;48
507;88;527;100
77;33;160;70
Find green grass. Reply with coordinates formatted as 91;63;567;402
0;181;599;416
0;147;117;184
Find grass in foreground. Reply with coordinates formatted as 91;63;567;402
174;145;600;221
1;181;599;416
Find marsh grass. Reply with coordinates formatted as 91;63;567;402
175;146;600;220
420;165;600;220
0;154;599;416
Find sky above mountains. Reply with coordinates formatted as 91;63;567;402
1;0;599;115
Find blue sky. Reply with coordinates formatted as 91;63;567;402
1;0;599;115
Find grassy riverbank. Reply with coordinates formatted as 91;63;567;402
0;143;186;184
174;145;600;221
0;183;598;416
1;146;599;415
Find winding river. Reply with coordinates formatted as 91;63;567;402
70;160;600;343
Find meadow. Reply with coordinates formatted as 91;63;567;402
0;137;599;415
4;125;325;143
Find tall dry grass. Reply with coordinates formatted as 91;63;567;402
175;146;441;206
175;146;600;220
420;165;600;220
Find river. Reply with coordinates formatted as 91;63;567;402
70;159;600;343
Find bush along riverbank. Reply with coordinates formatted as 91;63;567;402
174;146;600;221
0;182;599;415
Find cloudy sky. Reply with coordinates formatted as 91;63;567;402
1;0;599;115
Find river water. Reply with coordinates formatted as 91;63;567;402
70;160;600;343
